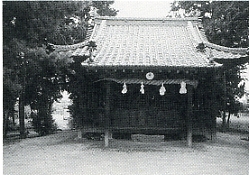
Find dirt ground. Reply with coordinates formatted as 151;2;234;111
3;130;249;175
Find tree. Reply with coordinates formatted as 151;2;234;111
3;67;22;138
3;39;28;138
3;1;86;137
170;1;249;130
3;1;118;137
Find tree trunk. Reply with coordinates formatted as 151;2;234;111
222;112;227;131
44;101;50;135
12;111;15;126
227;110;231;129
3;110;9;138
37;97;54;136
19;94;26;139
38;100;48;136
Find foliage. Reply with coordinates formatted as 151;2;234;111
3;1;92;46
171;1;249;48
92;1;118;16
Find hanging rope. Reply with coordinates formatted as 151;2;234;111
94;78;198;88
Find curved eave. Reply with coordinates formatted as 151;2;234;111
205;42;248;55
206;43;248;63
214;56;249;65
53;40;89;52
194;24;249;62
211;48;249;64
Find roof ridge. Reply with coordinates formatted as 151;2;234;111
187;21;202;47
95;16;199;21
91;20;106;42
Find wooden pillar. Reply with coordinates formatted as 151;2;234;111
211;112;217;141
78;129;82;139
222;71;227;131
104;81;111;147
210;74;217;141
186;85;193;147
104;130;109;147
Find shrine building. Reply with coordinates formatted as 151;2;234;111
53;17;248;147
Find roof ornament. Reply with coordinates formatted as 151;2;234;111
86;40;97;64
44;38;55;54
196;42;206;52
207;48;214;64
88;40;97;48
146;72;154;80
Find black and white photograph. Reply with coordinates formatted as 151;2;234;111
3;1;249;174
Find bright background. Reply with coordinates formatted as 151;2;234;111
111;1;172;18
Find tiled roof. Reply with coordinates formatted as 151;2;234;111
54;17;248;68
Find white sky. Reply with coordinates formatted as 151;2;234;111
111;1;173;18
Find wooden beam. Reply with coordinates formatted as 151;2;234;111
186;85;193;147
